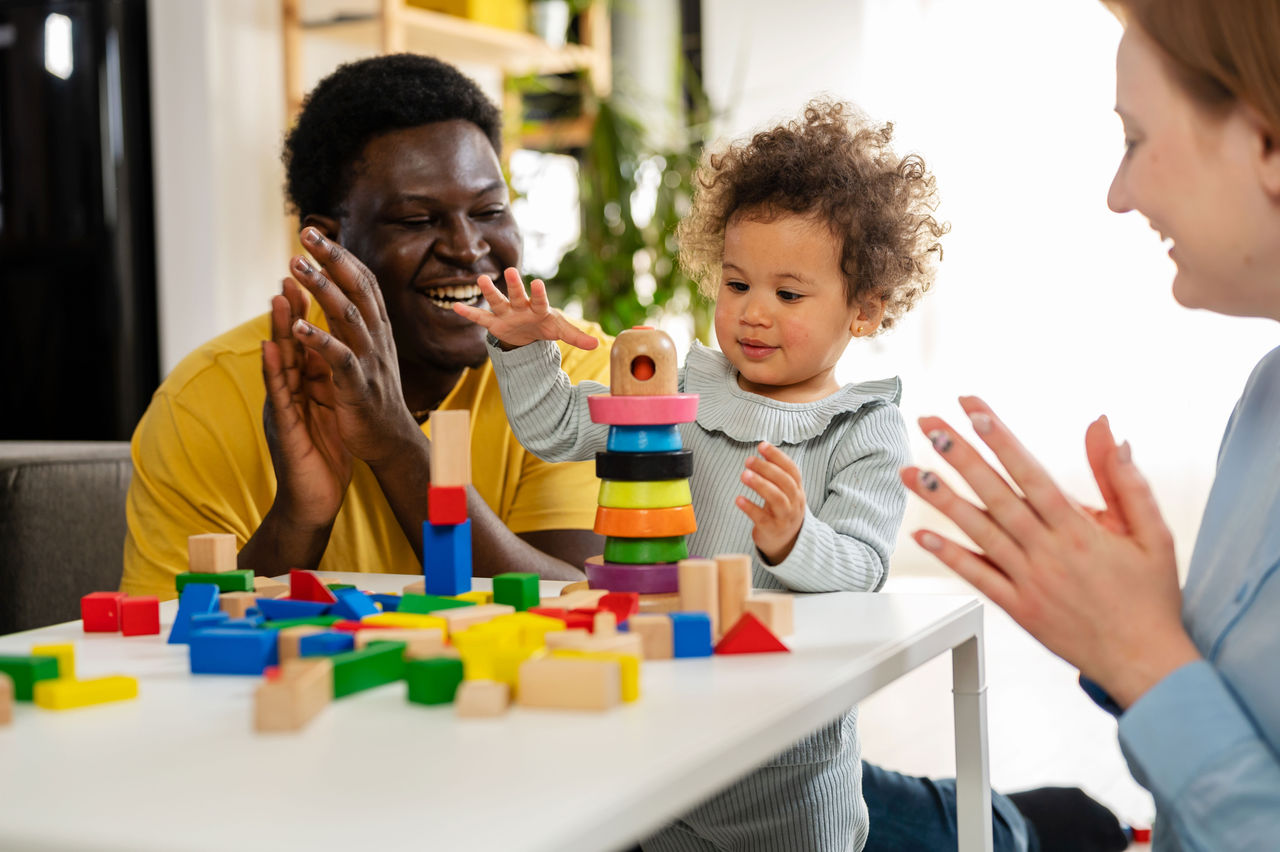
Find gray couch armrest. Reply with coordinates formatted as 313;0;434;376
0;442;133;634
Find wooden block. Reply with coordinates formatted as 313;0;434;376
593;505;697;538
34;676;138;710
175;570;253;594
30;644;75;680
626;614;673;660
545;589;609;611
254;657;333;733
543;629;642;657
715;554;751;641
0;656;59;701
289;569;338;604
423;518;472;596
253;576;289;599
278;626;326;662
597;479;692;510
362;612;449;632
428;484;468;525
670;612;713;658
220;592;259;620
428;409;471;486
558;580;591;596
678;558;719;638
516;656;621;711
611;326;678;396
587;393;699;427
402;579;425;596
454;590;493;606
744;593;795;638
354;628;446;658
543;628;591;650
455;679;511;718
0;673;12;725
331;642;408;699
432;603;516;635
188;533;238;574
715;613;789;655
81;591;128;632
592;611;617;636
553;649;641;702
405;657;464;705
492;572;540;611
120;596;160;636
637;593;682;614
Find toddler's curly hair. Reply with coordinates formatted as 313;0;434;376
678;99;947;331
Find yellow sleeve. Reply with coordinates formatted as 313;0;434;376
501;325;613;534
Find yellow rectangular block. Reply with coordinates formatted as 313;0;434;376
31;644;75;680
553;649;641;702
34;676;138;710
493;612;565;646
517;656;621;712
363;612;449;632
454;590;493;606
491;645;545;687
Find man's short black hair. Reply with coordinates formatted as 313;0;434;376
283;53;503;221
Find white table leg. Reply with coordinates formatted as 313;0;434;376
953;628;993;852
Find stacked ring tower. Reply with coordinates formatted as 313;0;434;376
586;327;698;596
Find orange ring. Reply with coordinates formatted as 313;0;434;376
593;505;697;537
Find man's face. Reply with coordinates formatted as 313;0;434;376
334;120;519;371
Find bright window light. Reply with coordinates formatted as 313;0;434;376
44;13;73;80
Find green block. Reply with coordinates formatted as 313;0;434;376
330;641;407;699
405;657;464;705
604;536;689;564
326;583;356;591
175;569;254;593
399;593;475;614
492;572;540;612
0;655;60;701
261;615;342;630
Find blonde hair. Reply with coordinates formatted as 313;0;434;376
1106;0;1280;134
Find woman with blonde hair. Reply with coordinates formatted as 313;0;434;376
897;0;1280;849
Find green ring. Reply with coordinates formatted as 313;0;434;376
603;536;689;564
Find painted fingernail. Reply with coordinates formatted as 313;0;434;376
1116;441;1132;464
919;531;944;552
919;470;940;491
293;256;312;275
928;430;952;453
969;412;993;435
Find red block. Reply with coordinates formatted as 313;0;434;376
290;569;338;604
81;591;128;632
563;611;597;632
527;607;569;623
330;620;397;632
714;613;789;655
596;592;639;625
121;596;161;636
428;485;468;525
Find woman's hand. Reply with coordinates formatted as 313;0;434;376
903;396;1201;709
261;277;353;530
452;268;599;351
736;441;806;565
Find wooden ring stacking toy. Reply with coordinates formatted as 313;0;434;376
588;394;699;426
610;326;679;396
595;450;693;481
607;425;682;453
594;505;697;537
597;479;692;510
584;556;680;594
604;536;689;564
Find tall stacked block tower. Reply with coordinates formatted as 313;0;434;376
585;327;698;594
423;410;472;596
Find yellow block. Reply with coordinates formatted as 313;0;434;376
492;612;565;647
34;676;138;710
492;645;545;687
597;479;692;510
553;649;641;702
362;612;449;633
31;644;75;680
406;0;527;31
454;590;493;606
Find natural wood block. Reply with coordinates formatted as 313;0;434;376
254;657;333;733
637;593;682;614
220;592;258;620
592;611;617;636
516;656;621;711
433;604;516;635
455;679;511;718
253;576;289;599
611;327;678;396
715;554;751;640
559;581;590;596
627;614;673;660
547;589;608;610
354;628;446;658
678;558;719;638
428;410;471;486
188;533;238;574
543;628;592;650
544;630;642;657
744;593;795;638
0;672;12;726
402;579;425;596
278;626;326;662
553;649;641;702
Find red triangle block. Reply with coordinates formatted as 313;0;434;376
289;569;338;604
714;612;790;655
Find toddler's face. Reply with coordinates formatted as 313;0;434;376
714;212;862;403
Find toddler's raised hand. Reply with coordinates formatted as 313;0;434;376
452;268;599;351
735;441;806;564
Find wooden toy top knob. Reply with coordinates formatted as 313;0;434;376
611;327;678;396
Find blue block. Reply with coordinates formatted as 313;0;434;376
256;597;331;620
670;612;713;658
244;608;262;619
607;425;682;453
369;594;400;613
189;628;280;675
168;584;222;645
423;518;471;596
221;616;264;629
298;631;355;657
332;588;379;620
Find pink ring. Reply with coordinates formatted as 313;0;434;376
587;393;699;426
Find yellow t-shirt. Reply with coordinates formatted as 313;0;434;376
121;300;612;599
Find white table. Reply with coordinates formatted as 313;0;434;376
0;573;992;852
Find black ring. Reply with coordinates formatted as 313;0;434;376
595;450;694;481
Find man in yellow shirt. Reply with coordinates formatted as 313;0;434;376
121;54;610;598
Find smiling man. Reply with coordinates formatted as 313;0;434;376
120;55;610;598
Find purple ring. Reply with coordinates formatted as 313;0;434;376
584;557;680;594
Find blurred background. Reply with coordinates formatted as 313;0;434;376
2;0;1275;574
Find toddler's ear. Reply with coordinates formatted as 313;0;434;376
850;299;886;337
